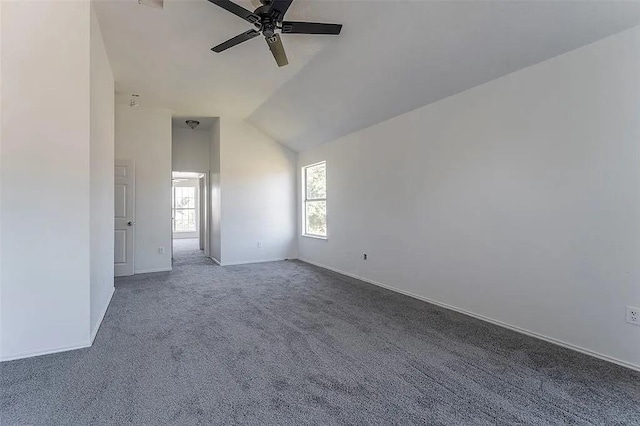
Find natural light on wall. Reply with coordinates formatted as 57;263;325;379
303;161;327;238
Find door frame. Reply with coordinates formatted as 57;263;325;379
201;173;210;256
170;171;209;259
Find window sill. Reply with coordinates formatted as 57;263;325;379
301;234;327;241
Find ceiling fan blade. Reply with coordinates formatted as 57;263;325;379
265;34;288;67
207;0;260;24
212;29;260;52
281;21;342;35
267;0;294;19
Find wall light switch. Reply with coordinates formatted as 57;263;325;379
158;247;165;255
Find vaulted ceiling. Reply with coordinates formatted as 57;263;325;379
96;0;640;152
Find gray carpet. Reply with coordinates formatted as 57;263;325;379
2;238;639;425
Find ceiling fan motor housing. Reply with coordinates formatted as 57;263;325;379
260;16;276;37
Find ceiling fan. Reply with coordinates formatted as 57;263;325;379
207;0;342;67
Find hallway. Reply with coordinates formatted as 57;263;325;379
172;238;211;267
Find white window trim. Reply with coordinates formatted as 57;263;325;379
301;233;328;241
302;161;327;239
172;185;198;234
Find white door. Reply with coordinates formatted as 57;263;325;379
115;160;135;277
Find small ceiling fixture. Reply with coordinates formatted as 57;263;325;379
186;120;200;130
129;94;140;107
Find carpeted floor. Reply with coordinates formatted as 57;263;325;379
2;238;639;425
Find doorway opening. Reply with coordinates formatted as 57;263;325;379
172;171;208;264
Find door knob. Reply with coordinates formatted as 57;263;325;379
127;221;134;226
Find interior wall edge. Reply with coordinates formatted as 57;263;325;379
89;286;115;345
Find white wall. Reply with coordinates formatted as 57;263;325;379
172;127;210;173
209;119;222;263
119;114;295;268
115;105;172;274
0;0;92;359
89;4;115;341
220;119;297;265
298;27;640;370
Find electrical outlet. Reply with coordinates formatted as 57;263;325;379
627;306;640;325
158;247;165;255
363;253;368;260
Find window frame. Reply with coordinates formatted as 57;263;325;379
172;186;198;233
302;161;327;239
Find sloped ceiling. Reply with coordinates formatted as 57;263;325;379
96;0;640;152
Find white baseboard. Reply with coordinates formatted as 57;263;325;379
299;258;640;372
134;267;172;274
1;341;91;363
219;258;287;266
90;286;115;344
210;256;222;266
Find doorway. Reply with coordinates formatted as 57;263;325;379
171;171;209;263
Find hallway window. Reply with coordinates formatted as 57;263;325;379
173;186;197;232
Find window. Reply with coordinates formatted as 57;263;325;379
303;161;327;237
173;186;197;232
